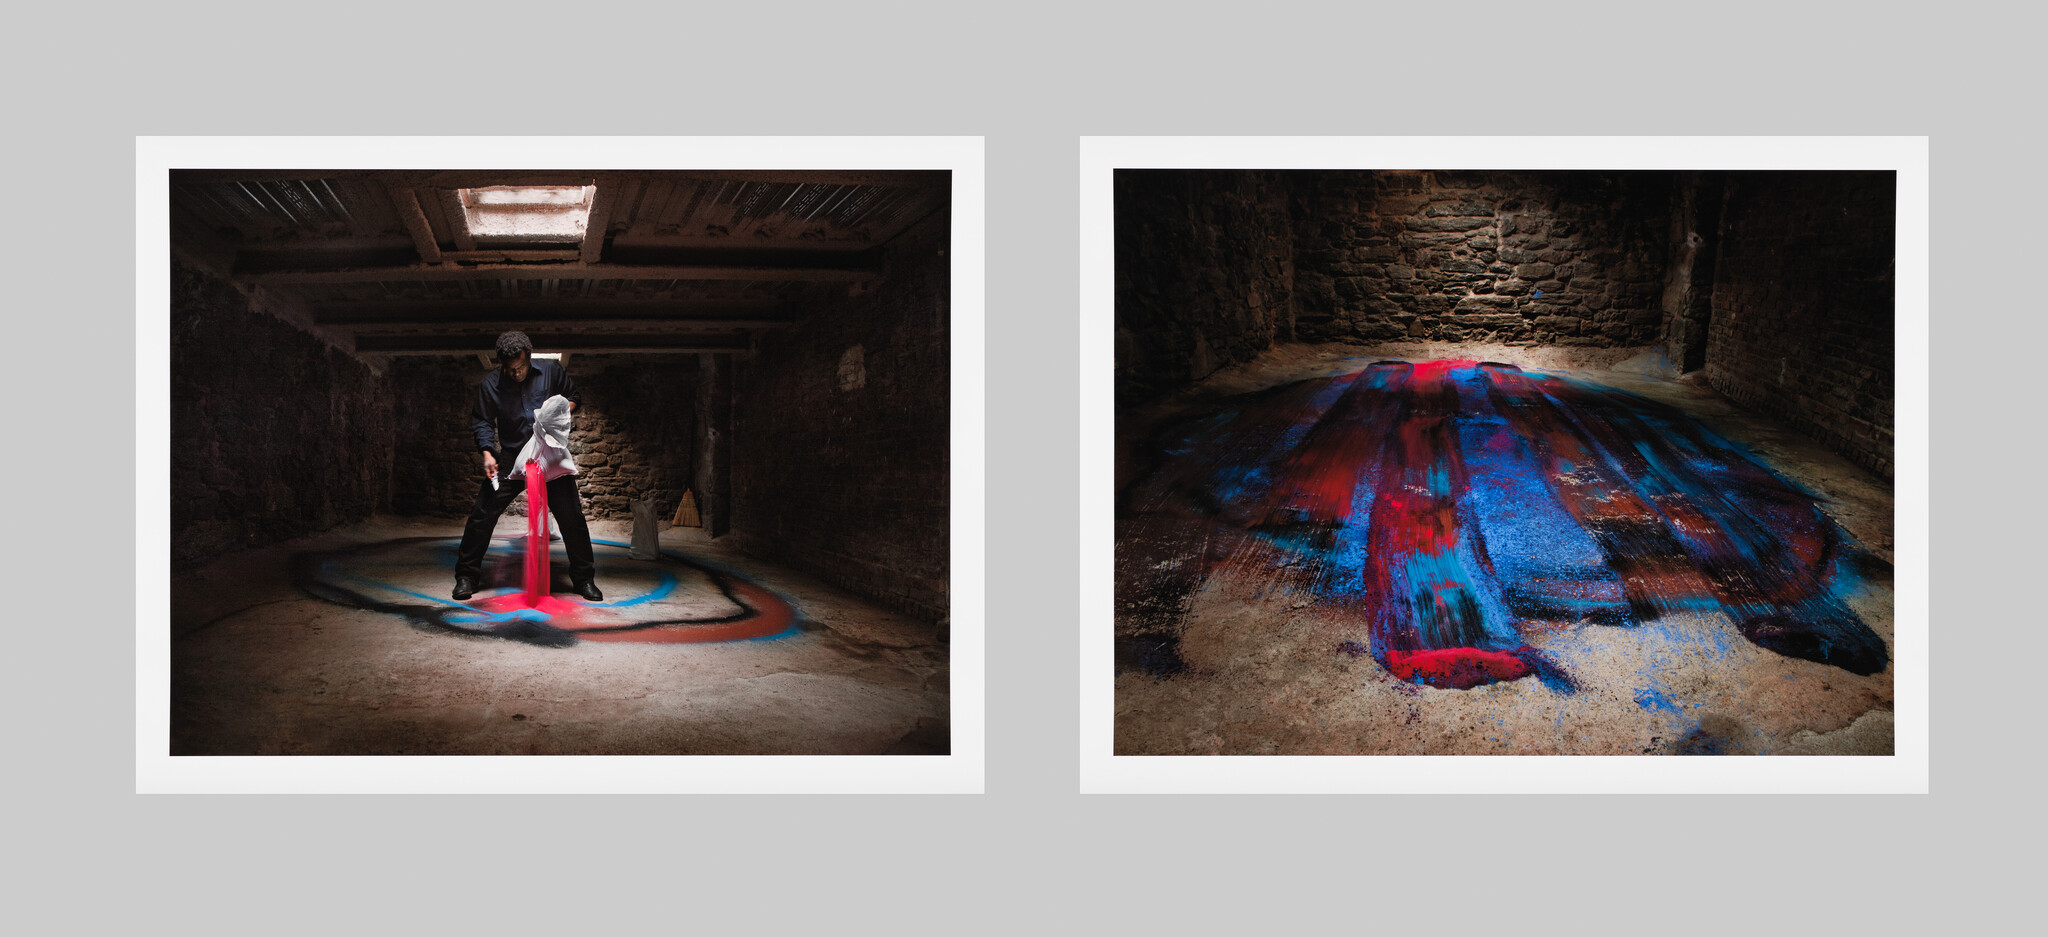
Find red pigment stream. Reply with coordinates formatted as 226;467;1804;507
467;458;797;642
523;459;547;606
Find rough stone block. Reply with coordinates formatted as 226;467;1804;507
1405;216;1495;233
1423;200;1496;217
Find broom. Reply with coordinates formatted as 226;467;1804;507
672;489;703;528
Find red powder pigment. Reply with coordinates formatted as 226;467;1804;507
465;458;797;642
1382;647;1536;689
523;460;548;607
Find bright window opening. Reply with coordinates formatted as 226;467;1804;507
458;185;595;243
477;351;567;369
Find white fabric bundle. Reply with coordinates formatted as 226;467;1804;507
506;394;579;481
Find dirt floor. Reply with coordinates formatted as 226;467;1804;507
1113;342;1894;756
170;516;949;755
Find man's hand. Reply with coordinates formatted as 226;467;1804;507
482;450;498;480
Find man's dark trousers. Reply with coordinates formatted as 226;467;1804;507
455;454;595;585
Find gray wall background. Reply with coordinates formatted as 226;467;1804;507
23;8;2016;936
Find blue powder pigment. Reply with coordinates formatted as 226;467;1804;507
1633;686;1683;714
1115;359;1890;686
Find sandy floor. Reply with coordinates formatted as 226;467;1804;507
170;517;949;755
1114;342;1894;756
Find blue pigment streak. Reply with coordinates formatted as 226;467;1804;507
1120;359;1888;685
1634;686;1683;714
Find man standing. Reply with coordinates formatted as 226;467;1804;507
453;330;602;602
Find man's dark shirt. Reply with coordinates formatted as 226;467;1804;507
472;358;581;453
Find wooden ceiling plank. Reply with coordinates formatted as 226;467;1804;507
437;188;477;251
385;184;443;264
581;176;618;264
169;201;241;273
170;169;945;189
313;296;784;319
416;171;601;189
244;261;877;285
439;249;580;263
354;333;751;354
341;316;793;332
630;170;948;188
170;170;379;185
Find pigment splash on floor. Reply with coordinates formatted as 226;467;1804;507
298;536;799;647
1115;358;1892;755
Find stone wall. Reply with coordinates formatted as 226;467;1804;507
1286;170;1672;349
1115;168;1897;478
1659;172;1724;373
1703;171;1896;478
560;354;700;519
171;258;394;568
730;221;950;620
1114;170;1674;405
388;354;702;522
1114;170;1296;402
389;356;484;517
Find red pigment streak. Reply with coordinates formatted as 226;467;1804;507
524;460;548;607
468;575;796;644
1383;647;1534;688
472;592;586;619
1410;358;1472;383
1272;377;1392;525
577;578;795;643
458;462;800;645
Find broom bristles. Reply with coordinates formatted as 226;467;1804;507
673;489;703;528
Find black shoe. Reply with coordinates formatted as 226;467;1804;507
572;579;603;602
452;576;479;600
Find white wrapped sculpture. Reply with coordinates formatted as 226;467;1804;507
506;394;579;481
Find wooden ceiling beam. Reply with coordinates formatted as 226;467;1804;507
581;175;618;264
438;249;581;263
344;317;792;334
241;261;879;285
310;298;787;325
353;332;752;355
436;188;477;252
385;184;442;263
413;171;600;189
169;169;947;189
628;170;950;189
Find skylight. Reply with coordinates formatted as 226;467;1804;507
458;185;596;243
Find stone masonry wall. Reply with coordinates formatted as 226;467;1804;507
171;258;394;568
730;223;950;620
1115;170;1296;403
389;356;484;517
1114;170;1674;406
1114;169;1896;479
1287;170;1673;349
388;354;701;522
1704;171;1896;478
561;354;700;519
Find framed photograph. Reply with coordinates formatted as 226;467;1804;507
1082;137;1926;792
141;136;984;793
